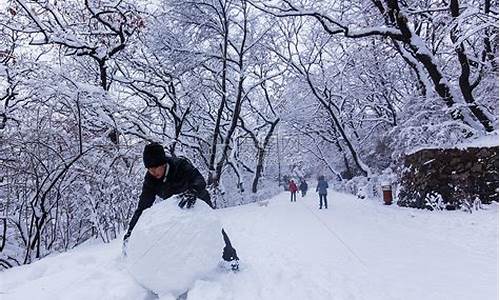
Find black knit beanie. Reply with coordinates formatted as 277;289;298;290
143;142;167;168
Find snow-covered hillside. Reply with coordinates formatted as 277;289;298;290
0;191;498;300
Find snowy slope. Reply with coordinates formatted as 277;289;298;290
0;191;498;300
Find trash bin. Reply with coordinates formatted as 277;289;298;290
382;184;392;205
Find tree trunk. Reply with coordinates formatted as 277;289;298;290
449;0;494;132
207;12;230;186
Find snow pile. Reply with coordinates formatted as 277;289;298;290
0;239;148;300
125;200;223;297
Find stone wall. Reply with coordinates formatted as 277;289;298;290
398;146;499;210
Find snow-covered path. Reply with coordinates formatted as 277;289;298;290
217;191;498;300
1;191;498;300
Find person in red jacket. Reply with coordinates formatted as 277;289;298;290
289;179;298;202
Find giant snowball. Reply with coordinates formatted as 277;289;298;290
125;199;223;297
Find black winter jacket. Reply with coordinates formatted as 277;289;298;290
126;156;212;236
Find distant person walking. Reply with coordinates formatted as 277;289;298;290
289;179;298;202
316;176;329;209
299;179;308;197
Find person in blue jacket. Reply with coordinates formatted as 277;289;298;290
299;179;308;197
316;175;329;209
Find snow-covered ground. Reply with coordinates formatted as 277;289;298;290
1;191;498;300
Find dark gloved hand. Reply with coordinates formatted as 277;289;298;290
178;189;197;209
123;231;131;241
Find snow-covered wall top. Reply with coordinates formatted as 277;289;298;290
406;134;499;155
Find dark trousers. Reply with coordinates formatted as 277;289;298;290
301;190;306;197
319;194;328;209
207;193;237;263
221;228;238;262
290;191;297;202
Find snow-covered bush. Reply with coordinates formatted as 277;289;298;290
342;169;397;202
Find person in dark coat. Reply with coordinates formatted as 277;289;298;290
288;179;298;202
123;142;239;270
316;175;329;209
299;179;308;197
